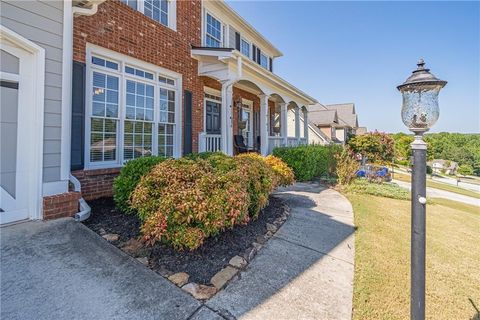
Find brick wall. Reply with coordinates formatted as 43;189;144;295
74;0;204;152
43;192;81;220
72;168;121;200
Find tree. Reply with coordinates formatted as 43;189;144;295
394;135;414;160
348;131;395;163
457;164;474;176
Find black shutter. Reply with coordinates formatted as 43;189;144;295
257;48;261;65
235;32;241;51
183;90;193;155
71;61;86;171
269;57;273;72
252;44;257;61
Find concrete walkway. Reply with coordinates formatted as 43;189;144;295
393;179;480;206
207;182;355;320
1;219;202;320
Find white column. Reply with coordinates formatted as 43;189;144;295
221;82;234;155
259;94;269;156
280;102;288;146
303;106;309;144
295;105;300;142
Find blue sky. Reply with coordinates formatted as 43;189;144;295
226;1;480;133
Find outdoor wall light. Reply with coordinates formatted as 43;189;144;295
397;59;447;134
397;59;446;320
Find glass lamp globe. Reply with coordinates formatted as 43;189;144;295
397;59;447;134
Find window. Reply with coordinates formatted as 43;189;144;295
260;53;269;69
205;13;222;48
120;0;175;29
121;0;137;10
87;50;180;167
144;0;168;26
240;38;250;57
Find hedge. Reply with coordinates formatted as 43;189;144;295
272;144;341;181
113;156;166;214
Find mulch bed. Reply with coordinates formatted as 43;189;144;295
84;196;287;284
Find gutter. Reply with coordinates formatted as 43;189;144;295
72;0;105;17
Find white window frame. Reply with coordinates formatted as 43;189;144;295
260;52;269;69
240;37;250;58
85;44;182;170
121;0;177;31
204;10;224;48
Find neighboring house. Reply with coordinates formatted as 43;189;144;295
355;127;368;135
308;102;360;144
0;0;324;224
429;159;458;175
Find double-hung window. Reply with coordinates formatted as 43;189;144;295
87;49;180;168
120;0;175;29
240;38;250;58
205;13;222;48
260;52;269;69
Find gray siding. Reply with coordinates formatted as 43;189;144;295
0;0;64;183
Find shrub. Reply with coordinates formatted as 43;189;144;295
272;144;341;181
335;148;359;185
131;158;250;250
113;156;166;214
343;179;410;200
265;155;295;186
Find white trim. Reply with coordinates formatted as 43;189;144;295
0;25;45;222
204;9;224;48
204;86;221;97
42;181;69;197
61;0;73;182
84;44;183;169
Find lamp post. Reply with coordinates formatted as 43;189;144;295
397;59;447;320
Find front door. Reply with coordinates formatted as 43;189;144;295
0;44;33;224
206;100;221;134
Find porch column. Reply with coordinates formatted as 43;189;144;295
221;82;234;156
295;105;301;142
259;94;269;156
303;106;309;144
280;102;288;146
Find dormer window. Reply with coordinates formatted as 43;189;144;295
120;0;176;30
205;13;222;48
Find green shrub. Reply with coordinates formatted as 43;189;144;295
344;179;410;200
272;144;341;181
113;156;166;214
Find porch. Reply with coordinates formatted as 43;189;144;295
192;47;315;156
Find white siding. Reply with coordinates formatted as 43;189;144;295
1;1;64;183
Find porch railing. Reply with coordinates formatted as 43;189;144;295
198;132;222;153
268;136;308;154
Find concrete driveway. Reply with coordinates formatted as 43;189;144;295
0;218;203;320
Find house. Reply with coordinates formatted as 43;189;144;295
429;159;458;175
355;127;368;135
308;102;361;144
0;0;325;224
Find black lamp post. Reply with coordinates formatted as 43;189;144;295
397;59;447;320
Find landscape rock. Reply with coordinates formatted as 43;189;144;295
229;255;248;269
266;223;277;232
168;272;190;287
256;235;267;244
210;266;238;289
98;228;107;236
182;283;217;300
252;242;262;251
157;266;174;277
136;257;149;266
102;233;119;242
120;238;143;256
243;246;257;262
265;231;274;238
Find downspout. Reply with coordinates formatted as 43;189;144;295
68;0;104;221
70;174;91;222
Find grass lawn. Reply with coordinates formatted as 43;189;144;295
394;172;480;199
347;193;480;320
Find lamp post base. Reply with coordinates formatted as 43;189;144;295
411;134;427;320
